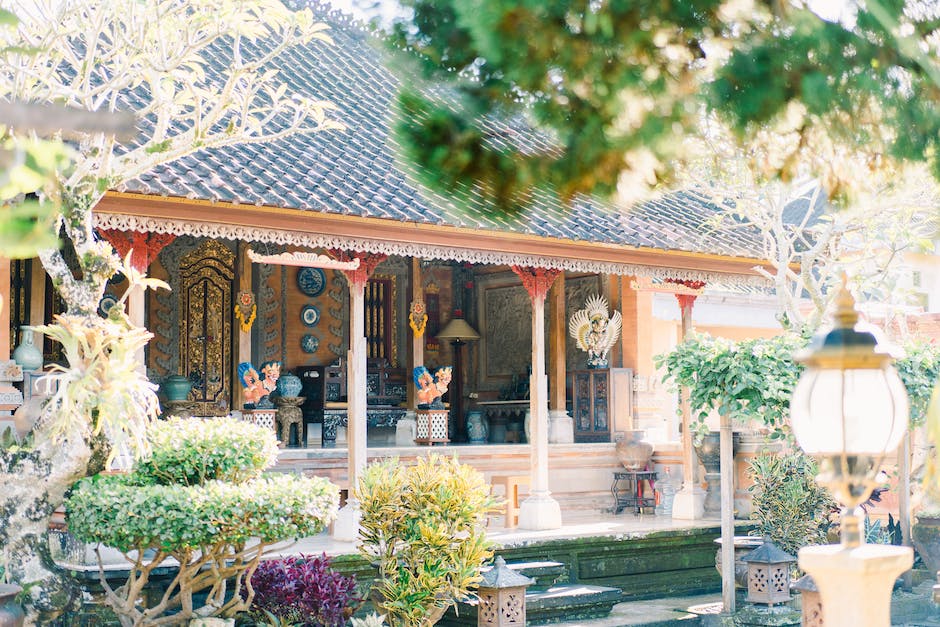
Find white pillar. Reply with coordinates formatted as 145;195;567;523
799;544;912;627
127;287;146;373
719;412;735;614
672;301;705;520
333;280;367;542
518;293;562;530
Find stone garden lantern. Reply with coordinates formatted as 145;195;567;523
477;556;533;627
741;539;796;606
791;574;823;627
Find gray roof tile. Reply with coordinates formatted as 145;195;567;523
118;1;767;260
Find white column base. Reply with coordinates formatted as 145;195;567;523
331;501;361;543
395;411;417;446
799;544;912;627
547;410;574;444
671;485;706;520
518;493;562;530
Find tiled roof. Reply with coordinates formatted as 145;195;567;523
116;1;768;260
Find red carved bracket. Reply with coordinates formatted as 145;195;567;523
511;265;561;301
328;249;388;287
99;229;176;272
664;278;706;316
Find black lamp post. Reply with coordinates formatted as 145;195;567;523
436;316;480;442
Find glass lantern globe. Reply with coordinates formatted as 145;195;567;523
790;283;909;547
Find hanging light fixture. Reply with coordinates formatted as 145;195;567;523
790;280;909;548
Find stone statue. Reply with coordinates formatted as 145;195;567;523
413;365;453;410
569;294;623;368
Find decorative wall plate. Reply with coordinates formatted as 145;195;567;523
300;304;320;327
297;267;326;297
98;292;118;317
301;333;320;354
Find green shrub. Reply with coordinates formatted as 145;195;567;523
357;454;502;627
133;416;280;486
65;417;338;626
67;473;336;552
747;451;839;555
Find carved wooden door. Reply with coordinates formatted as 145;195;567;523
178;240;235;416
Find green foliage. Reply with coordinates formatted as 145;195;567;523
657;332;939;440
383;1;940;208
134;416;280;486
0;133;71;258
357;454;502;627
896;340;940;427
66;472;334;553
656;332;808;441
64;417;339;625
747;452;838;555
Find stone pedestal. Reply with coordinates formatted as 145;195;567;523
332;500;361;543
703;471;722;516
548;409;574;444
671;485;706;520
274;396;304;447
518;493;562;531
798;544;913;627
163;400;196;419
395;410;417;446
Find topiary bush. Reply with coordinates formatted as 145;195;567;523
357;454;502;627
243;553;362;626
65;417;338;627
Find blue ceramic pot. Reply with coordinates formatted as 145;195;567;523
162;375;192;401
276;372;303;398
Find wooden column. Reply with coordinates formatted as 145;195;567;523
407;258;424;409
98;229;176;372
720;411;735;614
512;265;562;531
619;277;653;372
0;257;10;360
28;260;45;328
548;274;566;412
236;243;253;409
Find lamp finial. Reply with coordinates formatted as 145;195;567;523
833;274;859;329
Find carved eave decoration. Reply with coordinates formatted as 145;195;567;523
94;195;773;289
247;249;361;270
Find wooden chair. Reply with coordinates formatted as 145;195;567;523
490;474;530;528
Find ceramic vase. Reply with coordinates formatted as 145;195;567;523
12;326;42;371
466;409;488;444
162;374;192;401
0;584;24;627
276;371;303;398
615;430;654;470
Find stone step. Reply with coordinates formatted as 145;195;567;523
441;583;622;626
492;559;567;591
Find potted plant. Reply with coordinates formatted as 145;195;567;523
356;454;502;627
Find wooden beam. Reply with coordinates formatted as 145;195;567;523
96;192;773;278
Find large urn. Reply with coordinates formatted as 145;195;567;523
0;584;24;627
615;430;654;470
161;374;192;401
276;371;303;398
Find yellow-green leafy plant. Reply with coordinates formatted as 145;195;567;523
357;455;501;627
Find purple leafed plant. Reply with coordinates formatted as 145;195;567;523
246;553;362;626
